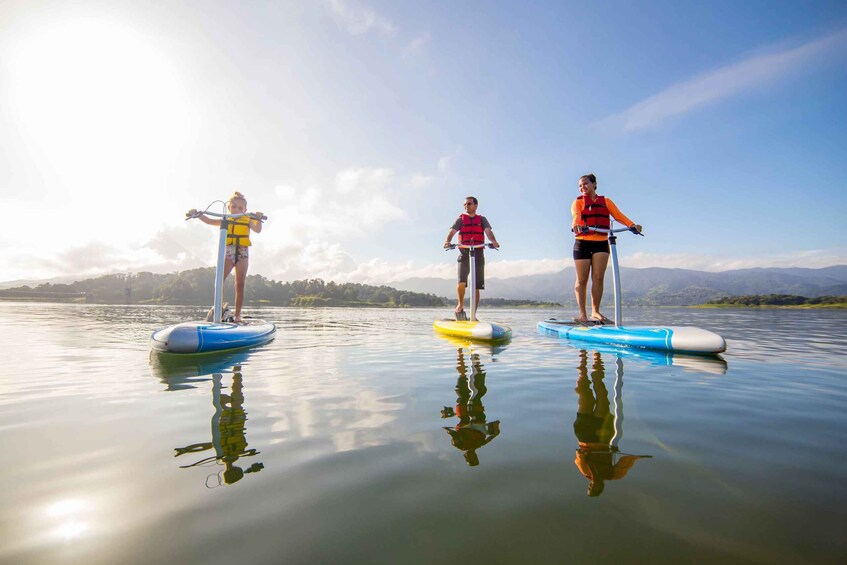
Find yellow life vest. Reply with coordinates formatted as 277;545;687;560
226;216;252;246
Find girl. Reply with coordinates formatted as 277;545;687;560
191;191;263;323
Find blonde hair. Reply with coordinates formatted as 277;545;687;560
228;191;247;209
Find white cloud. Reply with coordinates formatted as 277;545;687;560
259;240;358;282
326;0;395;36
146;224;212;262
404;32;430;56
1;240;200;282
274;184;298;201
596;27;847;133
330;258;453;283
0;163;435;283
436;148;464;173
267;166;412;241
622;249;847;271
406;172;433;189
485;258;569;278
335;167;394;194
230;165;432;281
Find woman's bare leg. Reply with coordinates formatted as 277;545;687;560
574;259;591;321
590;252;610;321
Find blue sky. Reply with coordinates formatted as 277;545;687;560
1;0;845;284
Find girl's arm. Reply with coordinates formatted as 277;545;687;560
250;212;264;233
188;209;222;227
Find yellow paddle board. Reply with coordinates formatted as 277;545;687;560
433;319;512;342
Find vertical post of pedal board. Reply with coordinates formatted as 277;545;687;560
213;214;228;323
609;222;622;327
468;246;477;322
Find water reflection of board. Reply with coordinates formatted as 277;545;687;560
538;319;725;354
433;319;511;343
151;319;276;354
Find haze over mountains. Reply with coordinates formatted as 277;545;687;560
390;266;847;306
2;266;846;306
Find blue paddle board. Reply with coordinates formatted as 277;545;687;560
537;319;726;354
151;319;276;354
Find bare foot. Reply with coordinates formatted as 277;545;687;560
591;313;612;323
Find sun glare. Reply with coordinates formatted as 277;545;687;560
9;18;191;192
46;498;92;542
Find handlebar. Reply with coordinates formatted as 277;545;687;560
445;243;499;250
576;226;643;236
186;210;267;221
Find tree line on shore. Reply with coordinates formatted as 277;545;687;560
0;269;558;308
704;294;846;306
4;270;842;308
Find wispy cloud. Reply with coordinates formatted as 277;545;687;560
596;27;847;133
404;32;430;57
437;147;464;173
326;0;395;36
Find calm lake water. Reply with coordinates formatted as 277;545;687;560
1;302;845;564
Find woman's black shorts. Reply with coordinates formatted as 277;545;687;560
573;239;610;260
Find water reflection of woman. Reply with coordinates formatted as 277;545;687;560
441;348;501;466
175;366;264;486
573;350;648;496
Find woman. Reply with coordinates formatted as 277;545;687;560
571;174;641;323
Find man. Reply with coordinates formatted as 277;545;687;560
443;196;500;321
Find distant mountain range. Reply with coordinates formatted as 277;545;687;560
390;265;847;306
2;265;846;306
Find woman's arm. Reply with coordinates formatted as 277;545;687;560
571;198;583;232
605;199;635;228
606;199;642;234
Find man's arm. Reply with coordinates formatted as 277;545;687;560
444;228;457;248
484;227;499;248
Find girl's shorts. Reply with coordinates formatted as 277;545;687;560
226;245;249;263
